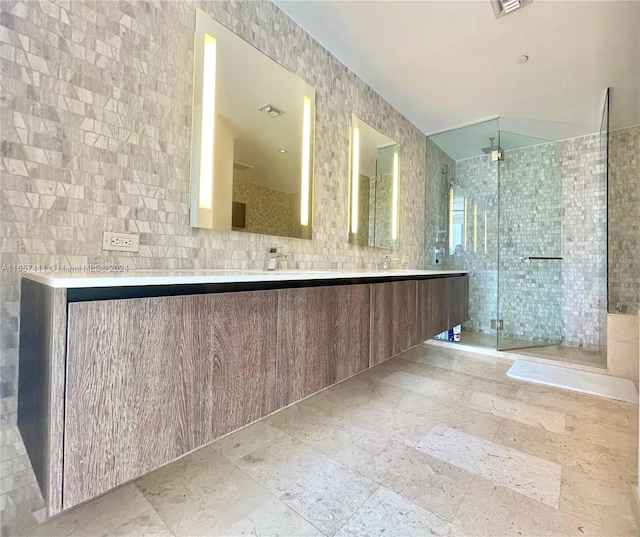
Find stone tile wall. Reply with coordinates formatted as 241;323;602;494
443;151;499;335
232;179;305;239
558;133;608;349
609;126;640;312
0;1;438;534
425;138;455;267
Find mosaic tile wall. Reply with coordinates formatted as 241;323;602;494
442;151;499;336
439;134;607;348
232;179;305;239
500;143;564;344
558;133;607;349
609;125;640;312
425;138;454;267
0;1;436;534
372;172;394;249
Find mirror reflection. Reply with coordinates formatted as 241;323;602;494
190;9;315;239
348;116;399;250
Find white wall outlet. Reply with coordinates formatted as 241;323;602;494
102;231;140;253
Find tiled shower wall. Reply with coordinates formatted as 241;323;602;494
558;132;607;349
441;133;607;348
0;1;438;534
441;148;499;335
425;138;454;267
609;125;640;311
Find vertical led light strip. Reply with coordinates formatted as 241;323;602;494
448;187;454;254
198;34;217;209
300;96;312;226
350;127;360;234
484;211;488;254
473;204;478;253
391;151;399;240
463;197;468;251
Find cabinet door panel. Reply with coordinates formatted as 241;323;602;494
448;276;470;328
417;276;470;342
277;285;370;406
211;291;278;438
418;278;449;341
370;281;418;366
64;297;189;509
64;291;278;509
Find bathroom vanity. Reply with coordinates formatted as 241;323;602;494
18;269;468;516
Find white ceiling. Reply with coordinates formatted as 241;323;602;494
275;0;640;142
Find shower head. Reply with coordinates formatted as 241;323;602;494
445;179;454;198
481;136;499;154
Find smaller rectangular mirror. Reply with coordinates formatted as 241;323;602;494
348;116;400;249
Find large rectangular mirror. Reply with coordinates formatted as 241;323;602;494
190;9;315;239
348;115;400;249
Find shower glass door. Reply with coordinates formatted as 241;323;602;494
496;130;564;351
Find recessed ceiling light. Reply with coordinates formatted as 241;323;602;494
516;55;529;64
278;148;287;153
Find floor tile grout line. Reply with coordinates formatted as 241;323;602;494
222;428;374;537
329;484;381;537
133;481;180;537
448;474;478;524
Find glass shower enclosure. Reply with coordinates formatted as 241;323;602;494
427;106;608;365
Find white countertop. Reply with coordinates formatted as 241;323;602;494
23;269;468;289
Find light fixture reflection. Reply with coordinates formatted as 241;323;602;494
473;204;477;253
449;187;454;255
198;33;216;210
484;211;488;254
463;197;468;251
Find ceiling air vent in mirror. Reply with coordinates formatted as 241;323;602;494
491;0;532;19
258;103;284;117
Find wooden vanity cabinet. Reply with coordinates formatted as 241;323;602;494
19;273;468;515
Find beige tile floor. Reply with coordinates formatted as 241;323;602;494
456;330;608;369
21;344;638;537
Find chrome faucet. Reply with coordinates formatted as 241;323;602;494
264;247;289;271
380;254;392;270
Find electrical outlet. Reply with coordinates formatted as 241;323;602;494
102;232;140;252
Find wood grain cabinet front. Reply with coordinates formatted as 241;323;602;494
370;281;418;366
63;291;278;509
276;285;370;406
417;276;470;342
20;274;469;516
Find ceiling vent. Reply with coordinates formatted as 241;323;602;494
258;103;284;117
491;0;532;19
